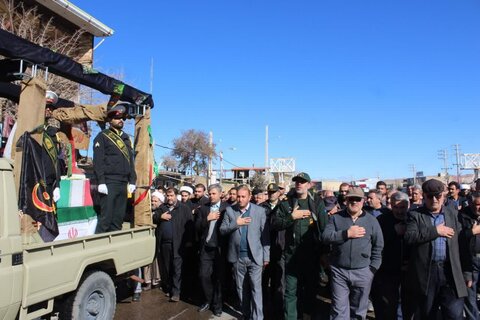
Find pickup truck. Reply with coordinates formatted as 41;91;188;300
0;158;156;320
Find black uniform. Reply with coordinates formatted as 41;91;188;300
93;127;136;233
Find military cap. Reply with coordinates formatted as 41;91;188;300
267;183;279;192
422;179;445;196
107;104;127;118
292;172;311;183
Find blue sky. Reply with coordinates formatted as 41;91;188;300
75;0;480;181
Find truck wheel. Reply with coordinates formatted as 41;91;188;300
60;270;116;320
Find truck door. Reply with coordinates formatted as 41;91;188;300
0;163;23;320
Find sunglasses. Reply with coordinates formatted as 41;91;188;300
112;114;126;120
425;193;443;200
347;197;363;203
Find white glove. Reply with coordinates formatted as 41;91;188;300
128;184;136;194
53;187;61;202
98;184;108;195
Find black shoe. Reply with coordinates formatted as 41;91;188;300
198;303;210;312
132;292;141;302
213;310;222;317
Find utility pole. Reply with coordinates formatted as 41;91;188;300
453;144;461;182
409;164;417;185
207;131;213;186
437;149;450;183
219;151;223;185
265;125;269;182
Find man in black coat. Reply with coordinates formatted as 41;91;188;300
195;184;228;316
405;179;470;319
153;187;192;302
370;191;412;319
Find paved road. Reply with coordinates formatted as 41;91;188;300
114;288;241;320
113;284;374;320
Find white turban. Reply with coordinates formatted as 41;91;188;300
151;191;165;203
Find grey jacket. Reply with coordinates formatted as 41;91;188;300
220;203;270;266
322;209;384;271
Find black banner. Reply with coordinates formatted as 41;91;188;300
18;132;59;242
0;29;153;108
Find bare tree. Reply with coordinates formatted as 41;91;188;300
250;172;267;190
161;155;178;171
171;129;216;176
0;0;88;119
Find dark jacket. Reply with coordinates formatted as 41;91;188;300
273;192;327;259
195;201;228;249
376;209;409;275
153;201;192;258
405;205;469;298
459;207;480;272
191;196;209;212
93;128;136;184
261;200;286;253
322;209;384;271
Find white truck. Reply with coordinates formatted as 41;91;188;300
0;158;156;320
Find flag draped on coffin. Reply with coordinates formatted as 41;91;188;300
55;178;97;240
18;132;59;242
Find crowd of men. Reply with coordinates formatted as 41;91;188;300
129;173;479;320
90;116;480;320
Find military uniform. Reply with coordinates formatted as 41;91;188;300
42;126;61;196
93;112;136;233
273;173;328;320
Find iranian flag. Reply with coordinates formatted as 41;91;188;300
55;179;97;241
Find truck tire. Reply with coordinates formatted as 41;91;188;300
60;270;116;320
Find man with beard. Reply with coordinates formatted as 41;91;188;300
191;183;209;212
154;187;192;302
195;184;228;316
337;182;350;210
93;104;136;233
179;186;194;210
226;187;238;206
273;172;328;320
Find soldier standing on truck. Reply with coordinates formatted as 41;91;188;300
43;90;63;205
93;104;136;233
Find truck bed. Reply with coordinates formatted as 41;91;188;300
22;226;155;307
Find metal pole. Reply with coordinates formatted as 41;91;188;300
453;144;461;182
219;151;223;185
208;131;213;186
265;125;269;182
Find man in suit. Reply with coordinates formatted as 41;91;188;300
195;184;228;316
405;179;470;319
220;185;270;320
